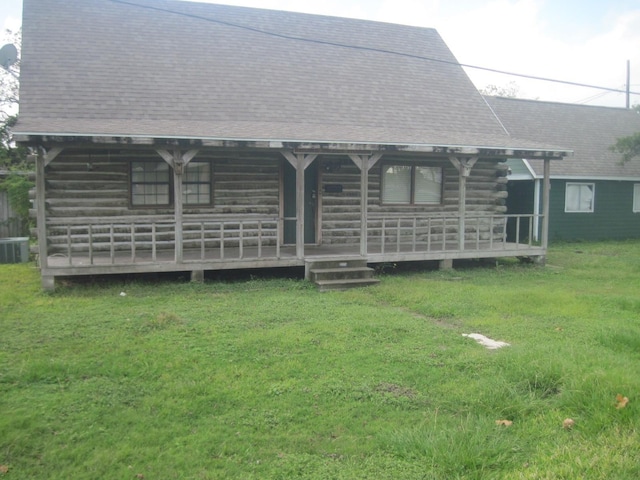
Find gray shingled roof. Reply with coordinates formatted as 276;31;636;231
485;96;640;178
16;0;563;153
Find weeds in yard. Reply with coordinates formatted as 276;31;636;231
1;241;639;478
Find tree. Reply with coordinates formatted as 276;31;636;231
610;104;640;163
611;131;640;163
1;28;25;169
1;28;32;237
0;28;20;114
479;81;520;98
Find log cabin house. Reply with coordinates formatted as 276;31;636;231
15;0;569;290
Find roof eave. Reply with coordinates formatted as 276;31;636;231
13;132;570;160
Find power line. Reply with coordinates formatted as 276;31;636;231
108;0;640;97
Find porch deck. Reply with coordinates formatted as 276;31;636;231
43;240;544;275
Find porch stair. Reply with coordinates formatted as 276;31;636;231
306;257;379;291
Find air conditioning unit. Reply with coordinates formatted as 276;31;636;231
0;237;30;263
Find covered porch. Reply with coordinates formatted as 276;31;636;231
33;143;559;290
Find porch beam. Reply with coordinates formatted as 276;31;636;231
182;149;199;166
449;156;478;251
156;148;174;166
282;151;317;170
156;148;199;168
43;146;63;167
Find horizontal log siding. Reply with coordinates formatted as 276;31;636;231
319;156;508;246
42;149;281;254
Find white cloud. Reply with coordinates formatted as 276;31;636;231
429;0;640;106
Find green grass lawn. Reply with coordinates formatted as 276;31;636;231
1;241;639;479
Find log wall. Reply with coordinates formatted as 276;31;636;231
41;149;281;253
318;155;508;245
39;148;509;254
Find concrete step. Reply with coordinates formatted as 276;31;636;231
315;277;381;292
305;257;368;271
305;256;379;291
310;266;376;282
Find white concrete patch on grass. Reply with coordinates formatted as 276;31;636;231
462;333;510;350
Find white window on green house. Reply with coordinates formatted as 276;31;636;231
633;184;640;213
382;165;442;205
183;161;212;205
565;183;594;213
131;161;171;206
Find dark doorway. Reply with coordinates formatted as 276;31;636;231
506;180;535;242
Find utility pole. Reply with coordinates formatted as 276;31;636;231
626;60;631;109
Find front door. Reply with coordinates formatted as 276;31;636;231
283;161;318;245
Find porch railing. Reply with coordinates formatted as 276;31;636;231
366;213;540;254
45;213;542;267
46;216;281;266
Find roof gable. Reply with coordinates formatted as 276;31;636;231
485;96;640;178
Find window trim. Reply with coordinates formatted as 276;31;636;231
633;183;640;213
183;160;213;207
564;182;595;213
129;160;214;208
380;163;443;206
130;160;172;208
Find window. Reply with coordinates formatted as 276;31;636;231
183;161;212;205
131;161;170;206
565;183;595;213
131;161;212;207
634;184;640;213
382;165;442;205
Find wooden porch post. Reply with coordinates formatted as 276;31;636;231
541;158;551;250
282;152;317;259
349;153;382;256
36;146;63;290
156;148;199;264
35;150;48;271
449;156;478;251
295;157;305;259
533;178;541;242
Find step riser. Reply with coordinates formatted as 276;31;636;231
306;260;368;270
306;257;379;290
311;269;375;282
318;281;379;292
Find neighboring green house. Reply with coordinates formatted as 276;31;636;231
485;96;640;242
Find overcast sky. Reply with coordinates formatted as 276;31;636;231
2;0;640;107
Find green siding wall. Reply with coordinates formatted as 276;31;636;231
548;180;640;241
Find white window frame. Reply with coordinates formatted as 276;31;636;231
183;161;213;206
565;182;595;213
633;184;640;213
381;164;443;206
131;161;171;207
131;160;213;207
